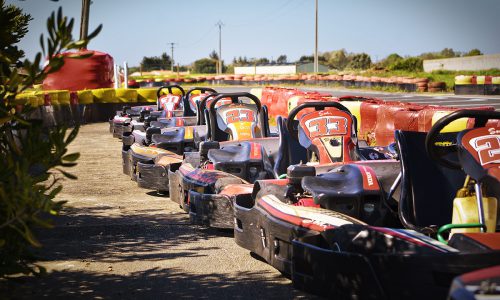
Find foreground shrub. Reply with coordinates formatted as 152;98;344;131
0;3;101;276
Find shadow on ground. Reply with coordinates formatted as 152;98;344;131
1;268;304;299
33;205;233;263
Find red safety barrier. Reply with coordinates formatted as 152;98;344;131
275;88;303;116
290;94;336;119
374;103;408;146
393;105;425;133
358;100;382;143
43;49;114;91
259;87;496;146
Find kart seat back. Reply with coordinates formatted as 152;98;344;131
132;129;147;146
208;141;274;182
458;127;500;200
396;130;465;230
151;117;198;128
159;94;183;117
298;108;357;164
274;116;308;177
212;102;266;142
302;164;384;224
151;127;194;154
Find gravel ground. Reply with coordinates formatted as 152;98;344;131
0;122;315;299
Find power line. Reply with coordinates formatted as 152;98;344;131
178;26;216;48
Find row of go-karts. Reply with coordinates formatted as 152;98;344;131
109;85;500;300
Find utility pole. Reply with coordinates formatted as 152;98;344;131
168;42;176;72
216;20;224;74
80;0;91;41
314;0;319;73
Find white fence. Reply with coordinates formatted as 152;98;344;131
423;54;500;72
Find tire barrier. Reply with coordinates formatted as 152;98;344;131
24;84;494;147
454;75;500;95
128;74;445;93
252;86;494;146
16;88;159;126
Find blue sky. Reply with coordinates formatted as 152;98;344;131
7;0;500;67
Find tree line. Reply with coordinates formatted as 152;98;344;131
138;47;484;74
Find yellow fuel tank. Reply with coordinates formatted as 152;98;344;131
451;196;498;234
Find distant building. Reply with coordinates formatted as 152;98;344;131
423;54;500;72
234;63;329;75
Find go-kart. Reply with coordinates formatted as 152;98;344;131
109;104;156;138
167;92;278;215
287;110;500;299
178;100;394;229
448;265;500;299
132;92;232;191
121;91;221;185
121;86;217;147
109;84;188;139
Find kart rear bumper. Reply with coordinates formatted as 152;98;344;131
189;190;234;229
291;234;500;299
129;151;154;182
122;150;130;175
136;162;169;192
234;202;297;276
113;123;132;139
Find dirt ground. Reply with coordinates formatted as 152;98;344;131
0;122;315;299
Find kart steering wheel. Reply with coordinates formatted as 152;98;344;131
197;93;220;125
156;84;185;99
286;101;354;141
425;110;499;169
185;87;217;116
185;87;217;100
208;92;262;141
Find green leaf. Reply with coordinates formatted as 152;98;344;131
66;40;87;49
31;216;54;229
22;226;42;248
55;168;77;179
65;126;79;144
39;34;46;55
62;152;79;161
48;185;63;198
0;240;5;248
60;162;77;167
87;24;103;40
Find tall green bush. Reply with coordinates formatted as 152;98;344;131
0;3;101;276
388;57;424;72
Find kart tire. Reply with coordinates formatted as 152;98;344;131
428;87;444;93
428;81;446;89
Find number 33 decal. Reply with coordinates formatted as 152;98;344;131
305;116;348;138
225;109;254;124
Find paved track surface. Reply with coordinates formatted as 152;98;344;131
1;86;497;299
0;123;314;299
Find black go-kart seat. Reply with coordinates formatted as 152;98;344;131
273;116;308;177
302;164;384;224
208;142;274;182
395;130;466;233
